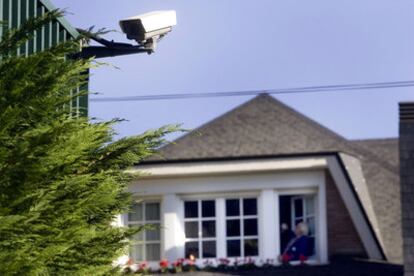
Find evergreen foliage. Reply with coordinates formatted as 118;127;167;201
0;10;176;275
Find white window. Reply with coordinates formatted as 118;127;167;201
184;200;217;258
128;201;161;261
225;198;259;257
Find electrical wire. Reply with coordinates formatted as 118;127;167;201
90;80;414;102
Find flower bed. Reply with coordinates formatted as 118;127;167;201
121;256;310;275
121;258;403;276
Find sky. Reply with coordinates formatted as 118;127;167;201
53;0;414;140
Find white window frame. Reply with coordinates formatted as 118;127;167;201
128;201;162;262
225;197;259;258
183;199;217;259
278;187;327;264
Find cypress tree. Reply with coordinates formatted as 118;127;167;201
0;11;175;275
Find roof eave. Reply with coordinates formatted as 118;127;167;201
140;151;342;166
39;0;80;38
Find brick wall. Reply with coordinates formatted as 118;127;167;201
399;102;414;276
325;171;367;258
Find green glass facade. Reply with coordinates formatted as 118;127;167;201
0;0;88;116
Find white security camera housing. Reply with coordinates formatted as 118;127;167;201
119;10;177;46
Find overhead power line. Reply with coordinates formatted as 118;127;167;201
90;80;414;103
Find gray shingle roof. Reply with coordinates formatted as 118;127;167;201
351;138;399;171
149;94;352;160
146;94;401;262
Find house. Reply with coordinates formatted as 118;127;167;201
0;0;87;115
123;94;401;267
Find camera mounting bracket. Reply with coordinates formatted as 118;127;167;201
70;29;154;59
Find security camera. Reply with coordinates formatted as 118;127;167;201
119;10;177;49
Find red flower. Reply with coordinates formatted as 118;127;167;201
299;254;307;264
282;253;292;263
218;258;230;265
139;261;148;270
159;259;169;268
173;259;183;267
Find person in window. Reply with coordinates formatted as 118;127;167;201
280;223;295;253
281;222;310;262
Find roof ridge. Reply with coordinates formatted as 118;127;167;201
161;93;269;146
260;94;348;142
172;93;349;146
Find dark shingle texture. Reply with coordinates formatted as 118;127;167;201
148;94;402;262
151;94;352;159
351;138;399;171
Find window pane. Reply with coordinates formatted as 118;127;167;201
146;223;160;241
130;225;144;241
146;243;161;261
185;242;199;258
243;198;257;215
185;201;198;218
130;244;144;261
244;239;258;256
145;202;160;220
307;217;315;236
202;221;216;238
202;200;215;217
226;199;240;216
244;219;258;236
227;240;241;257
202;241;216;258
185;221;199;238
305;197;315;216
294;198;303;218
226;219;240;237
307;237;316;256
129;203;143;221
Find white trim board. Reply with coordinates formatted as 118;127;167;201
130;157;328;178
326;155;384;260
129;170;323;196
